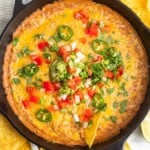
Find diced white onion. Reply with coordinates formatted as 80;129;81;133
76;52;85;60
75;95;80;103
60;94;67;100
83;122;88;128
71;41;76;50
73;114;80;122
75;68;82;75
102;77;107;81
85;78;92;88
74;58;81;63
84;94;90;100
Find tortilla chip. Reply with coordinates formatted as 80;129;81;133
84;112;101;148
121;0;150;27
0;114;31;150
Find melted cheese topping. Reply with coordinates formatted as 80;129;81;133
7;1;147;146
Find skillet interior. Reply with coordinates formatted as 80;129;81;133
0;0;150;150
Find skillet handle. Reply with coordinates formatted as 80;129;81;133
13;0;32;18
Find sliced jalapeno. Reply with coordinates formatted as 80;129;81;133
50;58;68;82
36;109;52;122
92;93;107;111
91;39;108;54
19;63;39;77
58;25;73;41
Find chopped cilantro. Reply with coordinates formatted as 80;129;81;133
107;88;114;94
12;38;19;46
12;78;20;84
110;115;117;124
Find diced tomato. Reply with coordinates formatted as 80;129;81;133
31;55;43;65
75;90;84;100
62;52;70;62
74;48;80;53
29;95;39;103
74;76;81;84
87;88;96;98
43;81;55;92
22;100;31;109
74;9;89;23
93;55;103;62
53;82;61;90
85;23;99;37
68;66;76;74
68;76;81;90
105;71;114;79
57;100;70;109
116;66;124;78
84;109;93;119
98;82;104;88
26;86;36;95
80;37;87;44
80;109;93;122
37;41;49;51
59;47;70;62
68;79;76;90
46;105;58;112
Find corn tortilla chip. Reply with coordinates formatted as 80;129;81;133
0;114;31;150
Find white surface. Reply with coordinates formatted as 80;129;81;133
0;1;150;150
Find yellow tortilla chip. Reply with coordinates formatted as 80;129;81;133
84;112;101;148
0;114;31;150
121;0;150;27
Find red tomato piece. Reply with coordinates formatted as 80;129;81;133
31;55;43;66
105;71;114;79
53;82;61;90
47;105;58;112
43;81;55;92
74;76;81;84
59;47;70;62
22;100;31;109
80;37;87;44
87;88;96;98
74;9;89;23
37;41;49;51
68;79;76;90
85;23;99;37
84;108;93;120
57;100;70;109
93;55;103;62
26;86;36;95
116;66;124;78
80;109;93;122
29;95;39;103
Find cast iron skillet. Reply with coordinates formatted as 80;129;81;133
0;0;150;150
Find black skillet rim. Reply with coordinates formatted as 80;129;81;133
0;0;150;150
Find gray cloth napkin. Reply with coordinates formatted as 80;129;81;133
0;0;15;35
0;0;32;35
